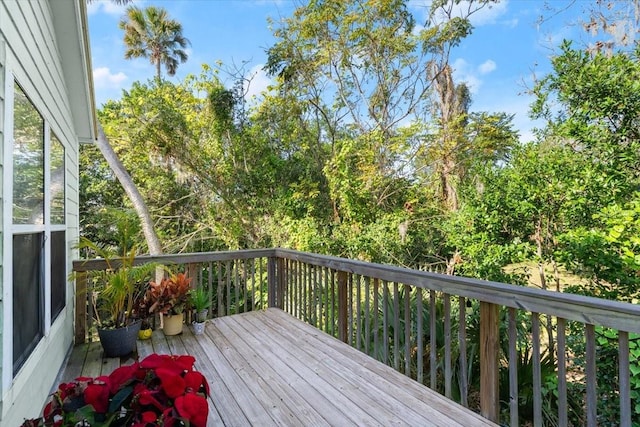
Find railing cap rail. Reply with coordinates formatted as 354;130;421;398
274;248;640;333
72;247;640;333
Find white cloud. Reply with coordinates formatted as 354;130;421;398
87;0;131;16
93;67;127;89
503;18;519;29
467;0;509;26
424;0;510;27
451;58;481;94
478;59;496;74
244;64;272;102
473;90;542;144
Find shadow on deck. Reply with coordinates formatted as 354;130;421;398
64;308;495;426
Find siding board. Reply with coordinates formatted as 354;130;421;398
0;0;86;424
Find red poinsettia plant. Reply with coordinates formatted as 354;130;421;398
21;354;209;427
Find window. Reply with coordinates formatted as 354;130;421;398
11;81;68;373
50;134;66;321
13;83;44;225
51;231;66;321
50;133;65;224
12;233;44;374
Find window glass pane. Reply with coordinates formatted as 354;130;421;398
51;231;66;321
50;134;65;224
13;82;44;225
13;233;44;374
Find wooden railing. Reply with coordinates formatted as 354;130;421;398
73;248;640;427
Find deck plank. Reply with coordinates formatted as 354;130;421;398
65;309;498;427
150;327;172;354
81;342;104;378
181;321;254;427
101;356;120;377
136;334;155;359
203;321;287;425
178;325;226;427
61;343;88;382
218;314;384;426
212;315;334;426
263;308;495;426
237;311;447;426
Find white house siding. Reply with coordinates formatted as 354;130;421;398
0;32;4;423
0;1;89;424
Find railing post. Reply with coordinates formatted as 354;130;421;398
480;301;499;422
75;271;88;344
268;257;277;308
277;257;286;309
186;263;199;324
337;271;348;343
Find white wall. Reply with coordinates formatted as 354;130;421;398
0;0;88;424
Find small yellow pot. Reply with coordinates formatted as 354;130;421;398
138;328;153;340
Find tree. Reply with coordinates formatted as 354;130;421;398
82;1;164;256
119;6;190;80
95;123;163;255
532;41;640;299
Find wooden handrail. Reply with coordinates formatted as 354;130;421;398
274;248;640;333
73;248;640;426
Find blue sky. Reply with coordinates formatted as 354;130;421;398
87;0;592;143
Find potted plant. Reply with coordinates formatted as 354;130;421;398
191;287;210;322
21;353;210;427
146;271;192;335
190;287;210;335
77;237;158;357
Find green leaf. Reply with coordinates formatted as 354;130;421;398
109;385;133;413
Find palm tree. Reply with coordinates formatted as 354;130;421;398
119;6;190;80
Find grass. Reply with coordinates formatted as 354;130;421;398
504;261;586;292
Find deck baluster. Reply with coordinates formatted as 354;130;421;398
508;307;518;427
480;301;499;422
430;290;437;390
586;324;597;427
444;293;452;398
557;317;567;427
458;296;468;407
417;288;424;384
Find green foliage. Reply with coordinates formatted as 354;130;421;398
75;216;160;329
190;286;211;312
531;41;640;300
532;41;640;193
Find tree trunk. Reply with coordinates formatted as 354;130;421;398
95;123;163;255
432;65;463;212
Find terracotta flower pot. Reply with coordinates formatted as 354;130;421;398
162;313;184;336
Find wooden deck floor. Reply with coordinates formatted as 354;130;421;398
64;308;496;426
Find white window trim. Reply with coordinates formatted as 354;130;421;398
2;71;67;392
2;64;15;394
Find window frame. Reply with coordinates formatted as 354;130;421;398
4;77;69;379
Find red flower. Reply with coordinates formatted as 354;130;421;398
84;376;110;413
173;355;196;372
141;411;157;423
156;368;187;399
136;386;164;411
20;353;210;427
109;363;139;394
184;371;210;395
139;353;167;369
175;393;208;427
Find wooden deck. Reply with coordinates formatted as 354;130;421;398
64;308;496;426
